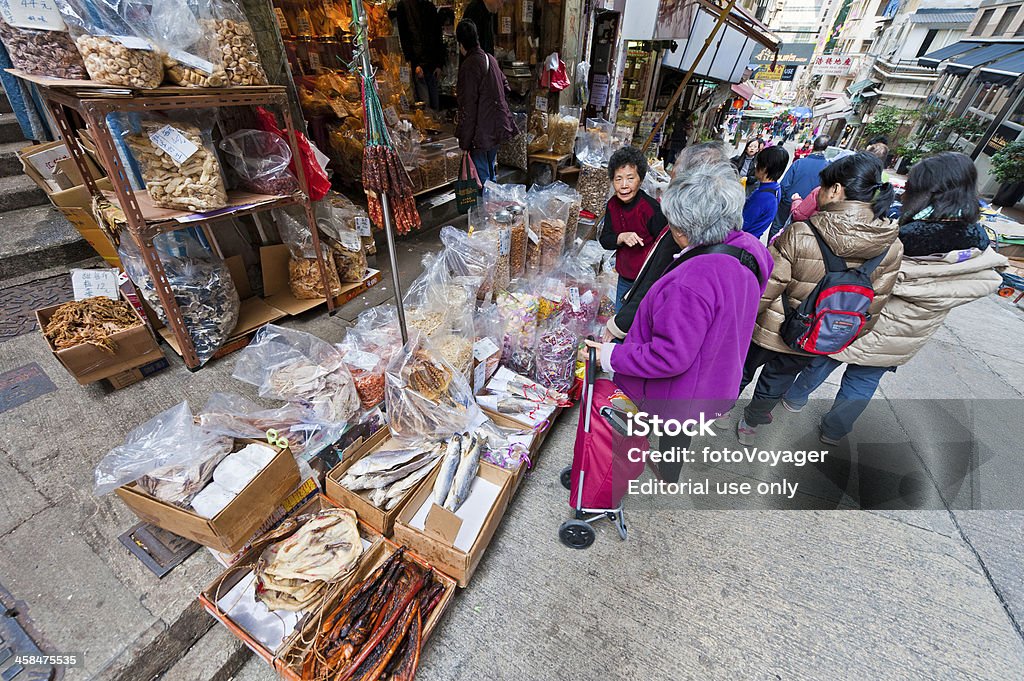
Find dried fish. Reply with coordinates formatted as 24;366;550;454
43;296;142;352
432;434;462;506
444;435;480;512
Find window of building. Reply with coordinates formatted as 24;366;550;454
916;29;938;57
975;8;996;35
995;6;1019;35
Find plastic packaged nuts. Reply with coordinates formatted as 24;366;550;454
205;18;267;85
164;53;228;87
125;122;228;211
0;22;87;79
76;35;163;88
578;163;611;219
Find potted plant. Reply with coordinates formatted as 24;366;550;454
990;139;1024;207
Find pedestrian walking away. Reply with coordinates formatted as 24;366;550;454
772;135;831;240
781;152;1007;442
737;152;903;444
454;19;516;185
597;146;668;312
742;145;788;240
588;163;773;482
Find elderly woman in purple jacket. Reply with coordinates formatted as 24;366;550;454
586;163;774;482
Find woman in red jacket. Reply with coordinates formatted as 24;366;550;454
454;19;516;184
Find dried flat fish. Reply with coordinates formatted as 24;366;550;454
444;435;480;512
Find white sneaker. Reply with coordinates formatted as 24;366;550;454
781;398;804;413
737;418;759;445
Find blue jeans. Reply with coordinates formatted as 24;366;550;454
785;357;893;439
471;149;497;186
414;70;440;110
615;275;634;312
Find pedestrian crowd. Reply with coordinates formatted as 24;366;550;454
594;136;1007;473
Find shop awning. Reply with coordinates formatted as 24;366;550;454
731;82;755;101
945;42;1021;75
918;40;981;68
978;50;1024;86
908;8;976;26
813;95;851;118
846;79;876;95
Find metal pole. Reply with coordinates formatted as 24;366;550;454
355;8;408;344
641;0;741;154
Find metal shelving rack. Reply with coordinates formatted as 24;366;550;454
29;79;335;370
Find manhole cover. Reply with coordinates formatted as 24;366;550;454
118;523;200;578
0;608;60;680
0;276;73;343
0;364;57;415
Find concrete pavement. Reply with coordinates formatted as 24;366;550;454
1;221;1023;680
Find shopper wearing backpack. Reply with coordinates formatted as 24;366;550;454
780;152;1005;443
736;152;903;444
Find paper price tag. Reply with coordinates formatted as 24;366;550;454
148;125;199;165
527;226;540;244
339;230;362;251
568;286;581;313
384;106;400;127
500;15;511;34
168;48;216;74
499;227;511;256
534;95;547;112
274;7;289;32
71;268;119;301
308;50;321;72
6;0;66;31
522;0;533;23
473;337;500;362
355;216;372;237
473;361;487;394
400;66;411;82
109;35;155;51
296;13;312;35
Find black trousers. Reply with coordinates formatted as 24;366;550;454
740;343;814;427
657;432;692;484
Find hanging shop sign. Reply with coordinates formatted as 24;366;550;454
812;54;856;76
983;123;1023;157
753;64;796;81
749;43;815;66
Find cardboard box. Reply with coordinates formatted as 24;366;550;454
324;428;435;537
18;141;103;195
199;495;385;666
392;462;514;587
115;439;301;554
105;357;170;390
35;289;165;385
260;244;382;316
273;519;458;680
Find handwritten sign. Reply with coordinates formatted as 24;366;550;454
148;125;199;165
500;15;511;34
522;0;533;22
355;216;372;237
71;268;120;301
5;0;66;31
534;95;548;112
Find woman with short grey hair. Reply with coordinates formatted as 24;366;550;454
586;164;774;482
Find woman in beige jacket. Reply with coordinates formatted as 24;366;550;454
781;152;1006;443
737;152;903;444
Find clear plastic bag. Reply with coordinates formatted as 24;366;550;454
220;130;299;196
121;112;228;211
384;331;482;441
542;181;581;254
94;401;233;502
274;206;343;299
578;161;611;219
473;303;504;392
482;181;528;280
197;0;267;85
353;303;402;363
318;205;368;283
0;15;87;79
496;287;539;377
527;111;549;153
534;313;580;393
232;324;360;426
497;112;528;172
641;158;672;201
548;106;581;156
149;0;225;86
118;231;239;366
336;336;386;409
526;183;570;274
440;225;497;301
328;193;376;256
56;0;164;88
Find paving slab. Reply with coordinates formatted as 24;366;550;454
0;454;49;535
951;511;1024;631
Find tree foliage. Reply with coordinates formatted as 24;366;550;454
991;140;1024;184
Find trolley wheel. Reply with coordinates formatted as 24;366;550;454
559;465;572;490
998;287;1016;298
559;520;596;549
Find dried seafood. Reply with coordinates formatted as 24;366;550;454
404;349;452;402
136;437;232;506
294;548;446;681
340;442;444;510
266;358;361;424
289;250;343;300
435;335;472;376
255;508;364;611
43;296;142;352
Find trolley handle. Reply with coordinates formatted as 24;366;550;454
586;337;597;387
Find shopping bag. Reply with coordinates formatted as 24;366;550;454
455;152;482;214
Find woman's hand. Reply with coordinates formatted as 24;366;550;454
617;232;644;248
791;193;801;202
577;339;604;363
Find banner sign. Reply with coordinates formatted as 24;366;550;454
750;43;815;66
812;54;855;75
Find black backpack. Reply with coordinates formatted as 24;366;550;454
779;227;887;355
663;242;762;284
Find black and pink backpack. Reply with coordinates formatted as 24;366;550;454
780;227;888;355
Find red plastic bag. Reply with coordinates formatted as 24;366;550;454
541;53;570;92
254;107;331;201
